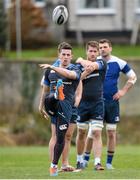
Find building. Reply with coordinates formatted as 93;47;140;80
4;0;140;44
65;0;140;44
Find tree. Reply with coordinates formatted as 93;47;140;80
0;0;7;56
9;0;49;48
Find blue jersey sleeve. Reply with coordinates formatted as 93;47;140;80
68;63;82;80
121;63;131;74
96;59;107;70
44;69;51;86
53;59;60;67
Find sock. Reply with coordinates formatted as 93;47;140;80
77;155;83;163
51;163;57;168
94;157;101;165
107;151;114;164
83;152;90;162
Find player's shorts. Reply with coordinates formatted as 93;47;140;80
78;99;104;122
71;106;78;124
51;106;78;124
44;93;58;116
104;99;120;125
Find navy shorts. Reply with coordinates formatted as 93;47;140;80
78;99;104;122
51;106;78;124
104;100;120;124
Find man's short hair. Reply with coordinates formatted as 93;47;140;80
58;42;72;53
86;41;99;51
99;39;112;47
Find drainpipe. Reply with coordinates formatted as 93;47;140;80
121;0;126;31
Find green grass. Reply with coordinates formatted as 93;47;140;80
3;45;140;61
0;146;140;179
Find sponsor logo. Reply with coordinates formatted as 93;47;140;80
95;115;103;120
115;116;120;122
59;124;68;130
63;81;72;85
58;112;66;118
86;73;99;79
48;110;54;115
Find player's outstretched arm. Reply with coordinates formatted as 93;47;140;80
76;57;99;71
39;63;77;80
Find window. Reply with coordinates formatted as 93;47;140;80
76;0;116;15
85;0;111;8
137;0;140;6
135;0;140;13
32;0;46;8
4;0;12;9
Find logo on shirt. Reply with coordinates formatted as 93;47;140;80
115;116;120;122
95;115;103;120
86;73;99;79
59;124;68;130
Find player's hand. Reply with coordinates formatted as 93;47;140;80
42;109;49;119
85;65;95;73
39;106;49;120
113;90;126;100
39;64;51;69
76;57;84;63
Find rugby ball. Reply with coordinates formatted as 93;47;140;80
52;5;68;25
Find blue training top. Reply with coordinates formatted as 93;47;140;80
43;60;81;105
77;58;107;101
102;55;131;101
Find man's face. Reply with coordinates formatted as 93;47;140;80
99;42;112;58
86;46;99;62
59;49;72;66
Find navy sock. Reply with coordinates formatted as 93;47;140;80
84;152;90;162
107;151;114;164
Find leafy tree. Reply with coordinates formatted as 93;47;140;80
0;0;7;56
9;0;49;48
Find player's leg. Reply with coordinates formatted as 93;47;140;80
49;123;56;161
105;100;119;169
88;100;104;170
61;123;76;171
76;122;89;169
50;117;68;176
76;101;90;169
83;128;94;167
50;101;72;176
106;124;117;169
89;121;104;170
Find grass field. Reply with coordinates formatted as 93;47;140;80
0;146;140;179
4;45;140;61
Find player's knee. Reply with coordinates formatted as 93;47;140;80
78;129;86;139
65;133;72;142
107;130;116;140
92;130;102;140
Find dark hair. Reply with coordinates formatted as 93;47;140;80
58;42;72;53
86;41;99;51
99;39;112;47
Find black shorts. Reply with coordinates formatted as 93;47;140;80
104;100;120;124
51;106;78;124
78;99;104;122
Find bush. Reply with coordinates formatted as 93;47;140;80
0;1;7;56
8;0;50;48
